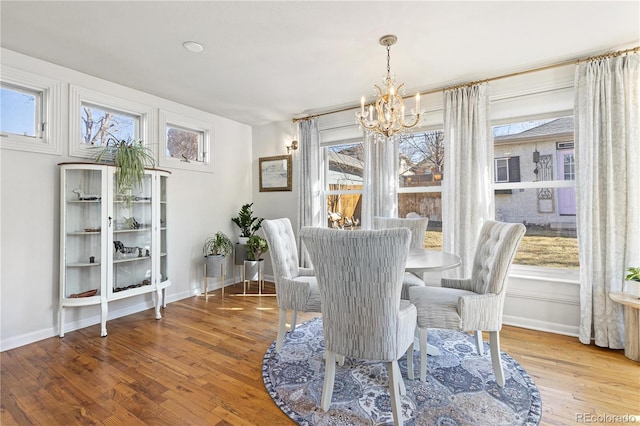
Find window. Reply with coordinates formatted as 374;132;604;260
0;66;62;155
323;141;363;229
158;110;213;172
1;83;40;137
397;129;444;250
492;115;578;269
81;102;138;146
69;85;152;159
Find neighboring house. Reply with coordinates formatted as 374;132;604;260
493;117;576;232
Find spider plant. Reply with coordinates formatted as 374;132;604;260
93;137;155;206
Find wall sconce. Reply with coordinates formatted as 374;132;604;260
286;140;299;154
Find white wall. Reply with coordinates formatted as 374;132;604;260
1;49;253;350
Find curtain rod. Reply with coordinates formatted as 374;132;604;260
292;45;639;123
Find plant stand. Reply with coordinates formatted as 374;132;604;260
203;257;226;300
243;259;264;295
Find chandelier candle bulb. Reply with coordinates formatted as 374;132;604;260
361;96;365;115
416;92;420;111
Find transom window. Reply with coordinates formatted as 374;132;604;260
1;82;41;138
158;109;213;172
81;102;138;146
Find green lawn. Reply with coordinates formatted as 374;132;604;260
424;231;579;269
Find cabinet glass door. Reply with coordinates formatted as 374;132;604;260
62;167;105;299
110;170;154;296
159;174;168;284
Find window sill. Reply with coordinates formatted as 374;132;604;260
509;264;579;284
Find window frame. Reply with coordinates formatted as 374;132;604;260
69;85;154;159
158;109;214;173
0;66;62;155
321;137;364;229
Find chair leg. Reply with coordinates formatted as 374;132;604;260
321;350;337;411
474;330;484;355
418;327;428;381
388;360;404;426
406;341;415;380
489;331;505;387
337;354;345;366
275;308;287;353
291;310;298;332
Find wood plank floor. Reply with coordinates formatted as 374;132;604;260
2;282;639;425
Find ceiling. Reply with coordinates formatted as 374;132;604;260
1;1;639;127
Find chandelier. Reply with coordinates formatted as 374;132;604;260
356;34;423;141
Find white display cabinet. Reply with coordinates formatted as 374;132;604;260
59;163;170;337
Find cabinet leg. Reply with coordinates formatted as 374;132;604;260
59;306;65;338
100;301;108;337
155;287;163;319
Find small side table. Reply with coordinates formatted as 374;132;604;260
243;259;264;295
609;292;640;362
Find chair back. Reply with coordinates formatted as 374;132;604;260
263;218;302;281
470;220;526;295
300;227;411;361
373;216;429;249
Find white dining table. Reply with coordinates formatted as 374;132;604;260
405;248;462;356
405;248;462;273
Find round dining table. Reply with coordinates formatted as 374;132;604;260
405;248;462;273
405;248;462;356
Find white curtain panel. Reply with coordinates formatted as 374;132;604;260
361;132;399;229
574;53;640;348
442;83;494;277
296;118;322;267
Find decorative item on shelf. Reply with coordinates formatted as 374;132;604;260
356;34;423;142
231;203;264;244
124;216;141;229
72;188;101;201
246;235;269;261
70;289;98;298
92;137;155;207
624;266;640;298
89;256;95;264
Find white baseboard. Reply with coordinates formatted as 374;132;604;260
503;314;579;337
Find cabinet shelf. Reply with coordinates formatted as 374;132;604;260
113;255;150;264
67;262;101;267
113;227;151;234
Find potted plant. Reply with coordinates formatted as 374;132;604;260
231;203;264;244
246;235;269;261
624;266;640;298
93;137;155;207
203;232;233;278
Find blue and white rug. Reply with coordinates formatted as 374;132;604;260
262;317;541;425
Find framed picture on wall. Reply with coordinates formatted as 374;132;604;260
259;155;292;192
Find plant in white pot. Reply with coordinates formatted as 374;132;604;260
624;266;640;298
93;137;155;208
203;232;233;278
231;203;264;244
246;235;269;261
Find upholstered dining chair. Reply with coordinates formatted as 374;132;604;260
409;220;526;386
300;226;416;426
373;216;430;299
262;218;321;353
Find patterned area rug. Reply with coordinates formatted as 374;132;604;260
263;317;541;425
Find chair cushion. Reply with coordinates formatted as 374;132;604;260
409;286;476;330
401;272;426;300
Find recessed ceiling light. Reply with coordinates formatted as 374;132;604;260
183;41;204;53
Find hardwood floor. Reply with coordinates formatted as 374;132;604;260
2;282;639;425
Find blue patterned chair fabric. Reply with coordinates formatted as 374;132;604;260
409;220;526;386
373;216;430;300
300;226;417;426
262;218;321;353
